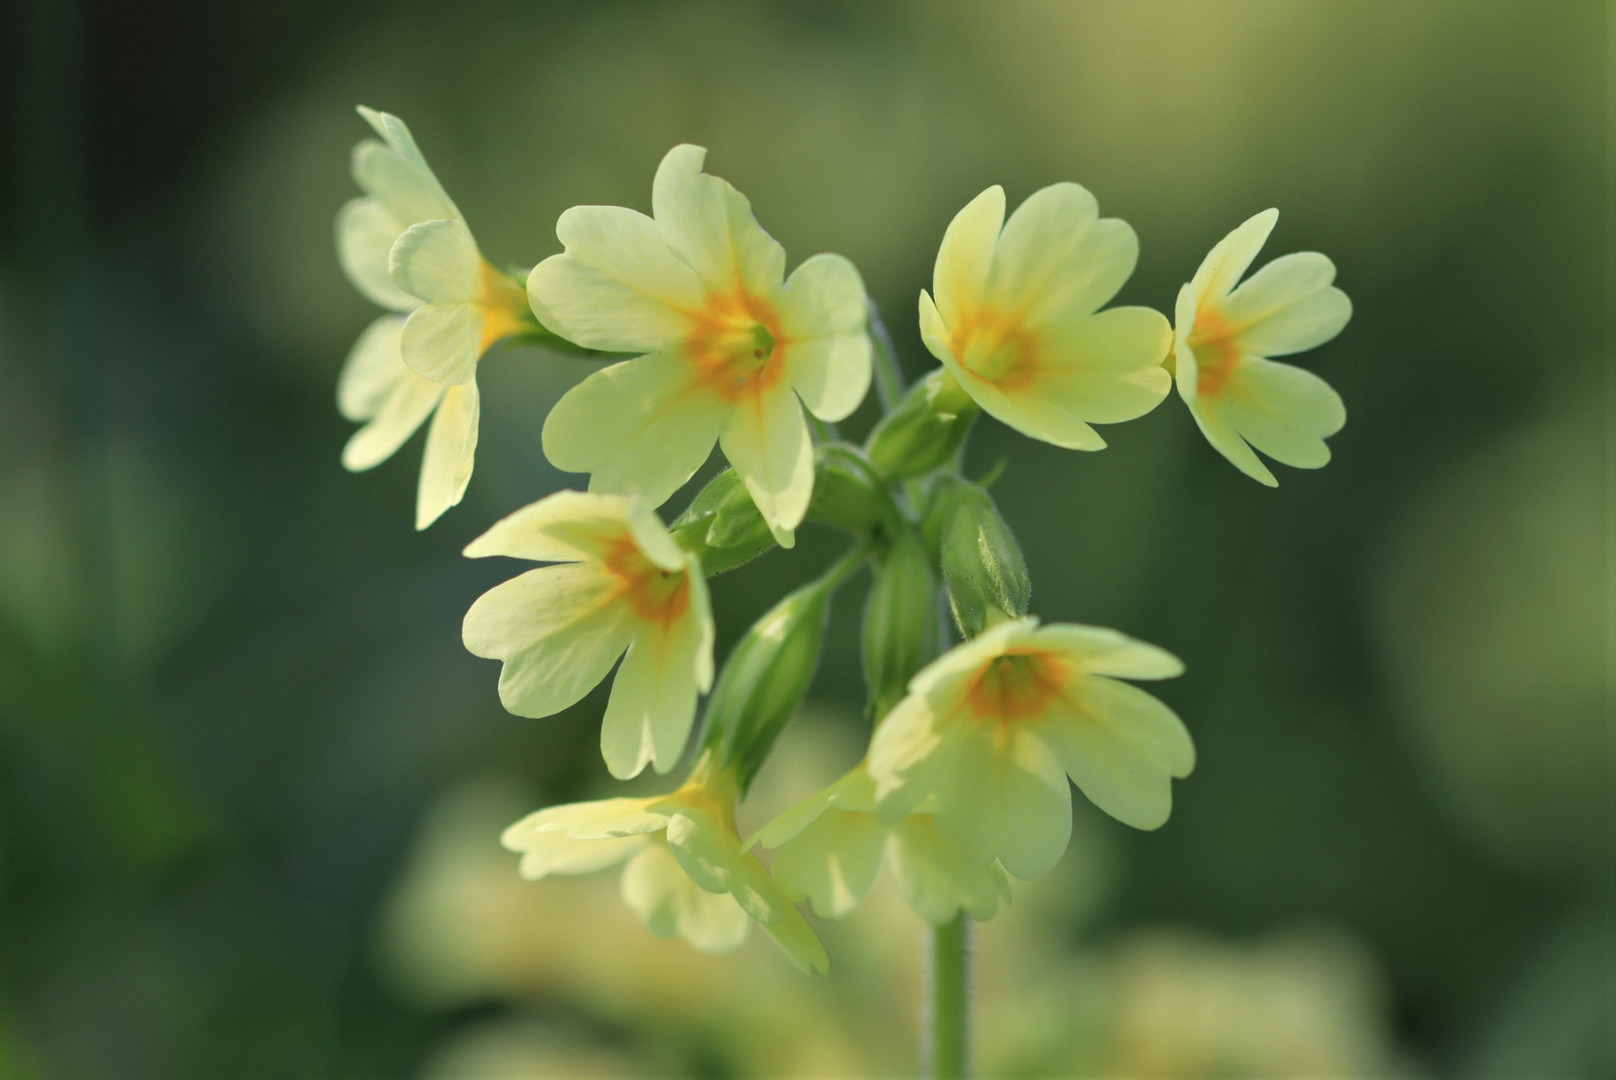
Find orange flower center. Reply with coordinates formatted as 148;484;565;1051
950;306;1041;391
478;261;532;354
601;533;691;629
964;649;1068;723
684;288;787;402
1187;304;1242;399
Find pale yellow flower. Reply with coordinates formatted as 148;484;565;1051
529;145;872;546
335;315;480;531
501;759;829;973
918;184;1172;451
869;618;1193;879
1171;209;1350;485
755;764;1010;924
462;491;713;779
334;107;530;528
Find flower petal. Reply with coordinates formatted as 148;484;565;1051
1038;676;1194;830
1184;392;1277;486
543;352;726;509
718;384;813;546
1242;286;1351;358
350;137;458;227
994;730;1073;881
751;779;843;851
1189;208;1277;302
338;315;408;422
759;897;831;974
908;617;1037;697
1030;623;1185;680
1021;305;1172;424
868;692;950;820
462;490;636;563
462;563;636;718
620;841;751;952
651;144;785;297
390;218;480;302
769;808;888;918
336;199;418;311
1224;251;1350;355
664;809;753;905
1222;251;1330;324
415;380;479;529
918;290;952;366
341;372;443;472
622;501;690;574
401;302;483;385
950;368;1106;451
600;603;710;779
931;725;1004;868
509;829;648;879
933;185;1005;328
890;817;1008;923
1221;356;1346;470
778;254;872;423
528;205;705;353
666;813;830;972
987;182;1137;320
1079;676;1195;777
504;796;668;842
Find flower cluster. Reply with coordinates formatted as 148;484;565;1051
334;108;1351;970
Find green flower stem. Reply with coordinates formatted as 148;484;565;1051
928;914;971;1079
814;539;874;593
867;297;906;412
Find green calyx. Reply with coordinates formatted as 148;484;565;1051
671;469;777;576
807;443;902;536
700;580;829;792
862;529;935;720
864;368;980;480
923;476;1030;638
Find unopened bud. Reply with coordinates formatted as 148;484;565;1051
927;478;1030;638
864;368;979;479
862;531;934;720
670;469;775;575
700;581;830;789
807;443;896;535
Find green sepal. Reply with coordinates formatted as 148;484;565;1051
806;443;900;536
699;581;832;792
670;469;776;576
862;529;934;720
924;477;1030;638
864;368;980;479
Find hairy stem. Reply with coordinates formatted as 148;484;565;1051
927;914;971;1079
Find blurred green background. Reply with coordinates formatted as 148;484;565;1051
1;1;1610;1077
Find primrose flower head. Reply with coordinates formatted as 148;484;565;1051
461;490;714;779
334;107;533;527
868;618;1193;880
1172;209;1350;485
530;144;873;546
919;184;1172;452
755;764;1011;925
338;107;532;382
501;756;829;973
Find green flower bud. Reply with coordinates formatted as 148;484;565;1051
807;443;898;535
700;580;831;790
929;478;1030;638
864;368;980;479
670;469;776;575
862;530;934;720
